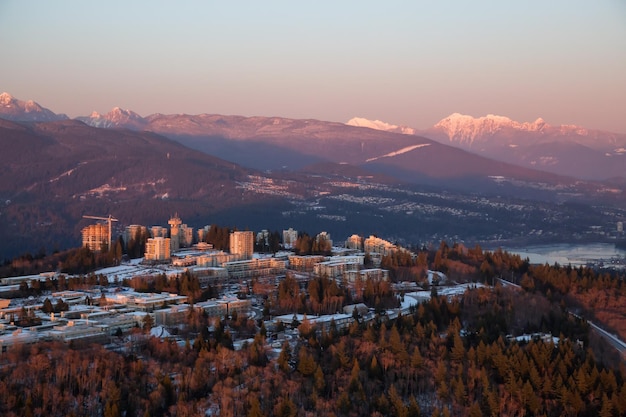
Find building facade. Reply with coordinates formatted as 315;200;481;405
345;234;363;251
82;223;108;252
151;226;168;239
364;235;396;255
168;214;182;252
230;231;254;260
145;237;171;262
124;225;147;245
283;228;298;249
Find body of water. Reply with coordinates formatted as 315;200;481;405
497;243;626;267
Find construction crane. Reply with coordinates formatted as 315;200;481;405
83;214;119;250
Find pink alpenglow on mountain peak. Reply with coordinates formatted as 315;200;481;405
433;113;551;144
0;92;68;121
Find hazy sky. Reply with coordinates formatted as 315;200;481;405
2;1;625;132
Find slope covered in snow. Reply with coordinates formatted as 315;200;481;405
365;144;431;162
346;117;416;135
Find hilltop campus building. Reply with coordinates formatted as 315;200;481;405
81;223;109;252
3;214;420;351
229;231;254;260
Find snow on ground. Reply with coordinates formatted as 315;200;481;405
365;144;431;162
150;325;171;338
93;260;187;283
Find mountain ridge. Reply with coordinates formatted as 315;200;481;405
0;92;68;122
1;93;623;182
345;114;626;181
0;95;624;262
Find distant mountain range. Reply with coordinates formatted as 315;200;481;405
349;113;626;181
0;92;68;122
0;117;291;259
0;92;583;185
1;92;625;259
4;91;623;181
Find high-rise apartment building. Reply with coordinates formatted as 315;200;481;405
230;231;254;260
145;237;171;261
168;214;182;252
151;226;168;239
198;226;210;243
82;223;108;252
345;234;363;251
283;227;298;249
124;225;147;245
316;231;333;248
180;223;194;248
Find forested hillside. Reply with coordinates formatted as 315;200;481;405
1;246;625;416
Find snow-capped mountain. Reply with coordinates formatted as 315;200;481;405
428;113;609;147
346;117;416;135
1;91;623;182
427;113;626;181
77;107;148;129
0;92;68;122
346;113;626;181
432;113;549;145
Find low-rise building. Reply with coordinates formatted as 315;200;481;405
196;251;236;267
274;313;353;332
224;257;286;280
154;304;193;327
0;328;39;352
364;235;397;256
104;291;187;312
195;297;251;319
343;268;389;283
46;320;108;344
288;255;325;272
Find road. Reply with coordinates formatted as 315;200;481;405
499;278;626;358
588;320;626;356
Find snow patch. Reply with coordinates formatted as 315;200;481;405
366;144;430;162
89;184;127;195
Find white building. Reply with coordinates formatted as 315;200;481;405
145;237;171;261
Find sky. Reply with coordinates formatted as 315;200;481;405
1;1;625;132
